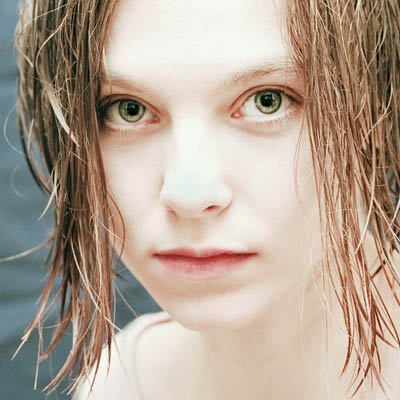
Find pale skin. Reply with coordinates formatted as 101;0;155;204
93;0;400;399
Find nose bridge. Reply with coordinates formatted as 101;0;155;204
173;120;215;179
166;116;218;181
160;119;232;218
175;112;213;155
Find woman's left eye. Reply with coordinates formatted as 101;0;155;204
232;89;297;125
253;90;282;114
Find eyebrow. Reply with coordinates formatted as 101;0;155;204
100;61;300;96
214;61;300;94
99;71;147;95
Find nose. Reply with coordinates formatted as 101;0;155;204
160;151;232;220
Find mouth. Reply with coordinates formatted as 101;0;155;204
153;248;257;280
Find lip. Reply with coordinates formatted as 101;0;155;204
153;248;257;280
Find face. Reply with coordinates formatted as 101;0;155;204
100;0;320;331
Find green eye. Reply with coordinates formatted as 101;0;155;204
255;90;282;114
118;100;146;122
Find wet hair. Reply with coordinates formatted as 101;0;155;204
15;0;400;395
287;1;400;394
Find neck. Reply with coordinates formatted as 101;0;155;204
197;279;353;400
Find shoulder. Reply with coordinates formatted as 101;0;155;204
73;311;171;400
134;314;205;400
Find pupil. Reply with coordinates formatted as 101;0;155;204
260;93;275;108
255;90;282;114
126;102;140;116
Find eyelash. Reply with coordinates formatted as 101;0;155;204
97;87;300;136
97;97;158;134
231;87;300;130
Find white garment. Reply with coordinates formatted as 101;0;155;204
73;311;171;400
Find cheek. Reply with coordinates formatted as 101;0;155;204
101;143;164;243
246;131;320;260
237;128;315;220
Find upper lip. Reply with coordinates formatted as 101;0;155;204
154;248;256;258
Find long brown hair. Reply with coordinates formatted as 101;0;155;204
287;0;400;394
15;0;400;395
15;0;118;392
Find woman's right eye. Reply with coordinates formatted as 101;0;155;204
99;98;156;130
117;100;146;122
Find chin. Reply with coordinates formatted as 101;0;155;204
156;289;270;333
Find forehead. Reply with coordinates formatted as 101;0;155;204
104;0;289;95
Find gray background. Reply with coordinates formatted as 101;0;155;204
0;2;158;399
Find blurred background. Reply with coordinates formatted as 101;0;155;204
0;2;159;399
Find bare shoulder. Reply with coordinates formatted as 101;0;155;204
381;313;400;399
72;341;133;400
376;273;400;400
135;317;205;400
73;313;171;400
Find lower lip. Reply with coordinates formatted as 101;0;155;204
153;253;256;280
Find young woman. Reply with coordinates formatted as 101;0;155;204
15;0;400;398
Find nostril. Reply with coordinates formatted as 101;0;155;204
159;173;233;219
